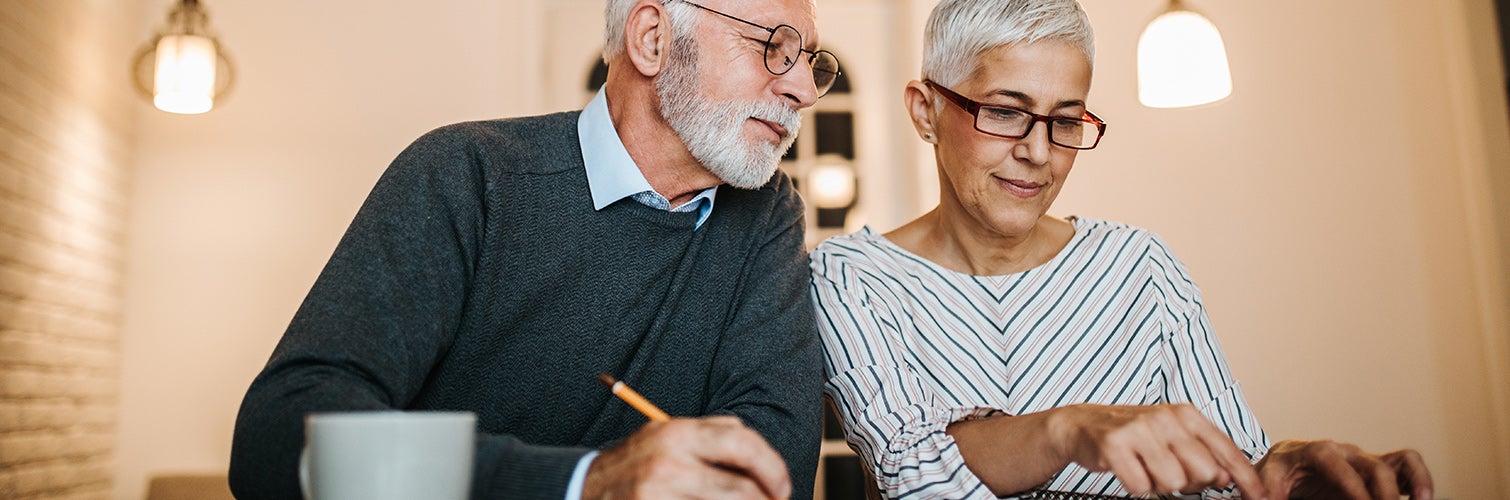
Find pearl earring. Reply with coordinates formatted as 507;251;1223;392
923;133;934;140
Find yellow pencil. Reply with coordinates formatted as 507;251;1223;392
598;373;671;422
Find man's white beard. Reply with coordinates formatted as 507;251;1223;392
655;34;801;189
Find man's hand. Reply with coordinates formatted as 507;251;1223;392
1049;403;1269;499
581;416;791;500
1256;439;1433;499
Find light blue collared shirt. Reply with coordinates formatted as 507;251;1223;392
578;88;717;228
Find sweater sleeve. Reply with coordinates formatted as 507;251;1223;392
701;174;825;500
810;247;1005;499
228;125;589;500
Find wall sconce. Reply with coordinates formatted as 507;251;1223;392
1137;0;1231;108
809;155;857;229
132;0;235;114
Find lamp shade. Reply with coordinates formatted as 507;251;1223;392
1137;6;1232;108
152;34;217;114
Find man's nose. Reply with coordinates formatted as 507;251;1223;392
774;59;819;109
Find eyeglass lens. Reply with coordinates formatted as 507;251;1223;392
975;109;1099;149
764;25;840;96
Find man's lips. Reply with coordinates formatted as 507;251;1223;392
993;175;1046;198
754;118;788;140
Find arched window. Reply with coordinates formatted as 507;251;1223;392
781;64;856;237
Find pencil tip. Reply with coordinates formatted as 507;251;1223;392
597;373;617;387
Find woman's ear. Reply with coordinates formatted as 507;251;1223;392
624;0;672;78
904;81;938;144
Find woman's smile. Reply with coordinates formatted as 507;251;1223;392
993;174;1047;198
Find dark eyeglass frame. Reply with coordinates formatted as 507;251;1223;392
924;80;1108;150
674;0;842;97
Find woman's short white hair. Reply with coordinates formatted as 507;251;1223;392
603;0;699;62
921;0;1095;88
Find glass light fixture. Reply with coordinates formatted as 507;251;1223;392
133;0;234;114
1137;0;1231;108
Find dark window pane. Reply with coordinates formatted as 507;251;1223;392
816;112;855;160
587;59;609;92
816;207;849;228
823;399;846;440
823;455;870;500
782;136;799;161
828;66;852;94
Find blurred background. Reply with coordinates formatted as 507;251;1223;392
1;0;1508;498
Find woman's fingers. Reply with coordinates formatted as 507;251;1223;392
1102;444;1154;496
1382;449;1433;499
1179;406;1266;499
1135;431;1190;493
1346;451;1400;500
1166;428;1223;487
1070;404;1264;497
1258;440;1372;500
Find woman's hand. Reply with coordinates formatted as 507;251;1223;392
1047;403;1269;499
1255;439;1432;499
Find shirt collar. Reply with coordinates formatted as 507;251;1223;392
578;89;718;214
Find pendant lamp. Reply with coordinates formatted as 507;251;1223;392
1137;0;1231;108
132;0;235;114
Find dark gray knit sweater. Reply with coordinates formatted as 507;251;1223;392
228;111;823;499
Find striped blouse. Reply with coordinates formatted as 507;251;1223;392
810;218;1270;499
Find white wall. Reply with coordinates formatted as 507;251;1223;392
115;0;1509;498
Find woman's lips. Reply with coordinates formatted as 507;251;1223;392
994;175;1045;198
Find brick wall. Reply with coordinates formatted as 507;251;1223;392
0;1;141;498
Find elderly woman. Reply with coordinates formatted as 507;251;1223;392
810;0;1432;498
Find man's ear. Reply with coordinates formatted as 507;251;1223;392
904;81;939;144
623;0;673;78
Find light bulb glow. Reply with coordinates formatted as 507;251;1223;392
1137;10;1232;108
808;161;856;209
153;34;217;114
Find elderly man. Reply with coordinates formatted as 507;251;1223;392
229;0;839;498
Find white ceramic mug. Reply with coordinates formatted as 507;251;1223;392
299;411;475;500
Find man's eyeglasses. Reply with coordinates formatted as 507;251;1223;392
674;0;842;97
924;80;1107;150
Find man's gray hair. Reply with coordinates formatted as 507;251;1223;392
921;0;1095;88
604;0;699;62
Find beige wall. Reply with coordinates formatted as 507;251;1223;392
0;1;143;498
112;0;1508;499
114;1;551;498
1047;2;1510;497
1452;0;1510;481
